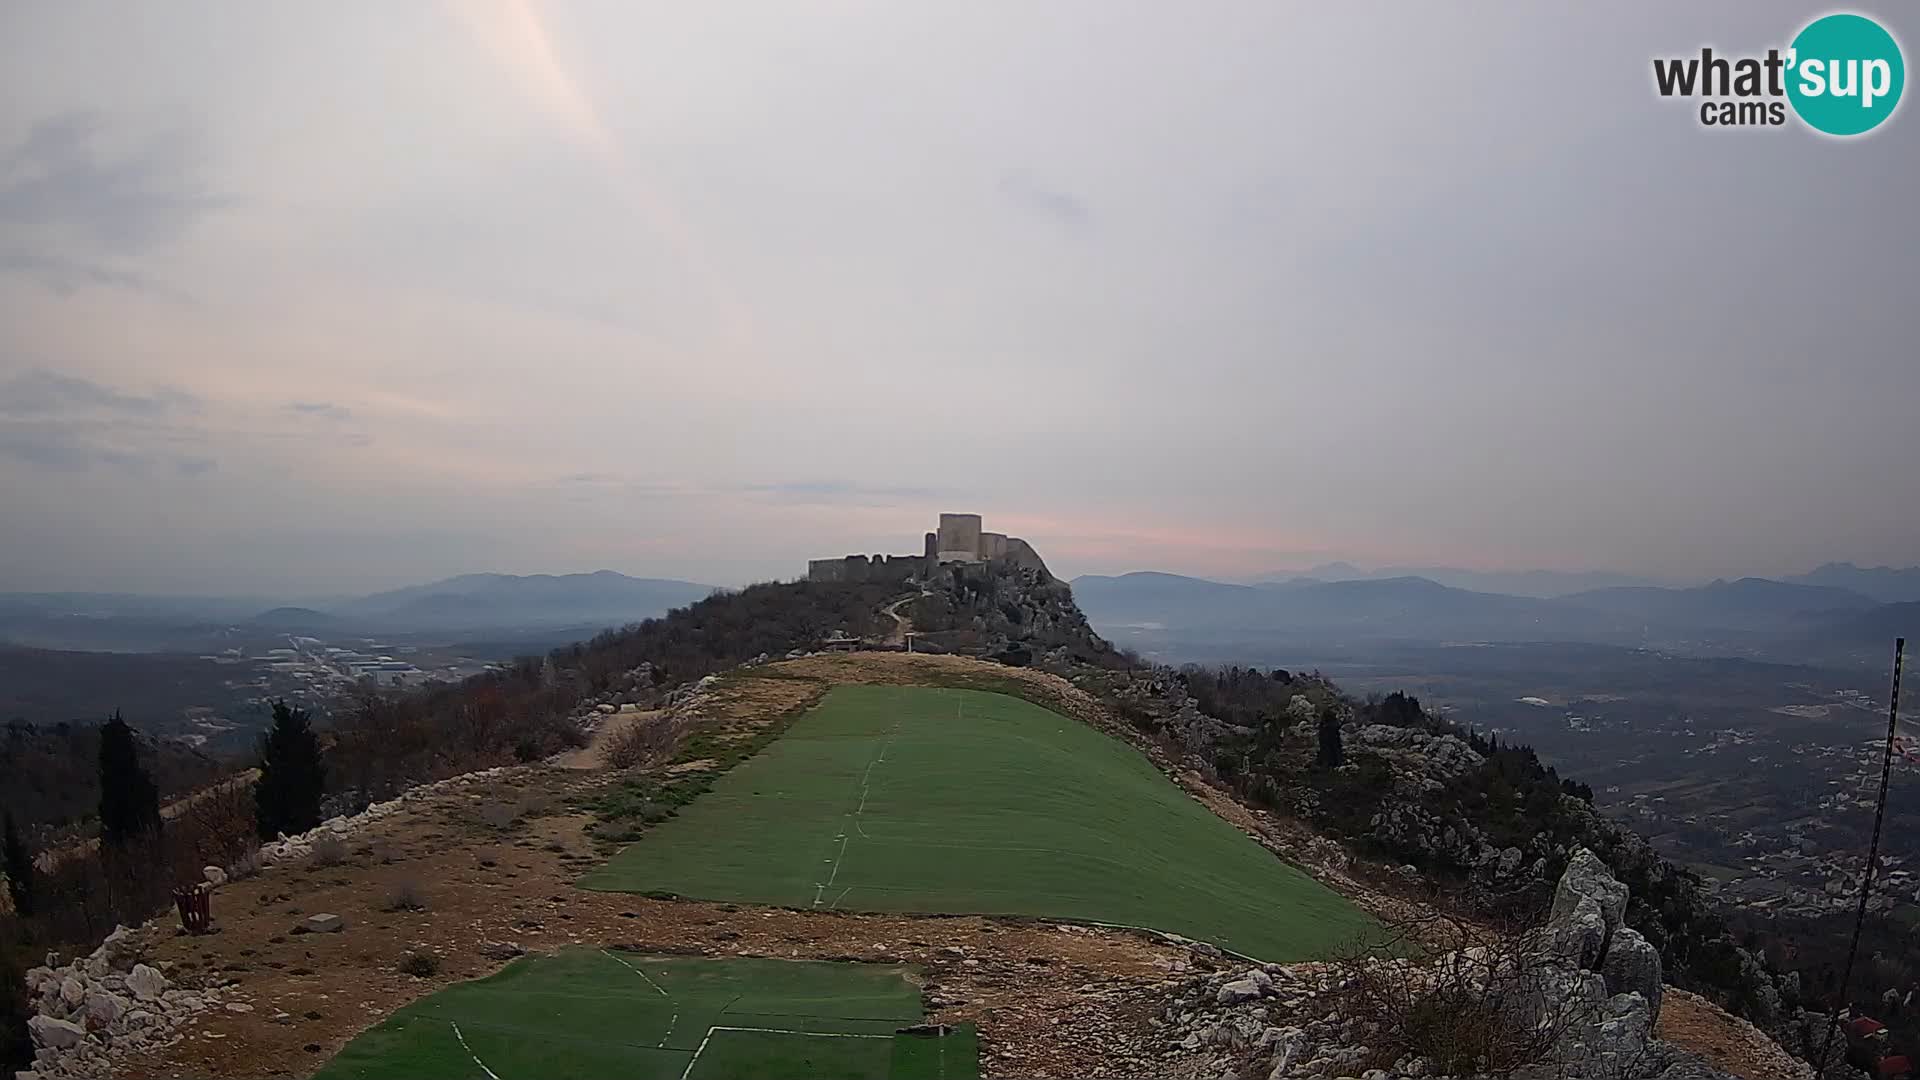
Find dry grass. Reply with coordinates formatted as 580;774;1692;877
382;880;426;913
309;834;349;868
604;714;680;770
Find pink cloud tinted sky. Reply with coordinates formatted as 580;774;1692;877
1;2;1914;593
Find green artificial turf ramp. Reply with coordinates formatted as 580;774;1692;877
309;950;973;1080
582;684;1373;960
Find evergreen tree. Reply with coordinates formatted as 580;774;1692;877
1;937;32;1079
1316;706;1344;769
2;811;31;917
97;710;161;848
255;700;327;840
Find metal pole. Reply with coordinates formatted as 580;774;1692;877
1818;637;1906;1073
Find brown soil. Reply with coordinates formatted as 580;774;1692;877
119;659;1204;1079
1659;988;1813;1080
115;653;1807;1080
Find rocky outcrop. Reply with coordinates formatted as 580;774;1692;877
1157;850;1751;1079
20;924;230;1079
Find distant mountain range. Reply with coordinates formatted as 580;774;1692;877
0;572;720;649
1247;561;1920;604
1073;568;1917;664
327;571;718;631
1250;565;1674;598
1782;562;1920;604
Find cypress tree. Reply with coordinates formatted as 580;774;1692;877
1;936;32;1079
98;711;161;848
255;700;327;840
1;811;31;917
1316;706;1345;769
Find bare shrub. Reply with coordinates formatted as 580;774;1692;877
1327;906;1590;1079
225;847;262;882
309;834;348;867
177;778;257;871
399;950;440;977
604;715;680;770
384;880;426;912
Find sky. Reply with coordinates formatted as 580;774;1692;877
1;2;1916;594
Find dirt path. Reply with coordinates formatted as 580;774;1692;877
880;593;917;647
552;706;662;770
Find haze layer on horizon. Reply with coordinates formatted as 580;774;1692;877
2;2;1915;594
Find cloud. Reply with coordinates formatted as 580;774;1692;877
286;401;353;421
0;112;230;294
0;369;198;417
0;252;186;300
0;420;211;475
0;425;139;470
744;480;949;506
0;371;212;474
998;172;1090;228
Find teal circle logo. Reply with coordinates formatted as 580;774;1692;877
1787;13;1905;136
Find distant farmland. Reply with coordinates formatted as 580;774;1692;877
583;684;1373;960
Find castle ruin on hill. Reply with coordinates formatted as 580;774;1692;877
806;513;1051;584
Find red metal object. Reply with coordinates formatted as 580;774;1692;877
1877;1055;1911;1078
1849;1016;1888;1038
173;882;212;935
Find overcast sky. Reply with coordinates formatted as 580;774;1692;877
1;2;1915;594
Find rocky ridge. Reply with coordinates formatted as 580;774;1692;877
1156;850;1782;1080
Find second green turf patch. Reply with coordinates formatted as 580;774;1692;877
310;949;969;1080
582;684;1373;960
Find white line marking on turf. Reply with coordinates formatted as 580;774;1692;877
812;717;902;908
601;949;671;997
680;1022;895;1077
601;950;679;1046
450;1021;503;1080
822;834;851;890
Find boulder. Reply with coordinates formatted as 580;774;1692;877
303;913;345;934
1553;894;1609;969
27;1016;85;1050
1601;926;1664;1022
98;925;141;971
58;977;85;1008
84;990;125;1027
127;964;167;1002
1551;848;1628;953
203;865;228;888
1215;977;1264;1005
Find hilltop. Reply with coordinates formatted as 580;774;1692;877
2;548;1853;1080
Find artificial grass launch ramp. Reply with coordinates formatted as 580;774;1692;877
583;684;1372;960
311;949;975;1080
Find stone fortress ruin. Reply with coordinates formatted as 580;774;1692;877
807;513;1051;584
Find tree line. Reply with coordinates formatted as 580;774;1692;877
2;703;324;1077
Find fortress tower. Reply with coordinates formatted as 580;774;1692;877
935;513;984;563
808;513;1050;582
